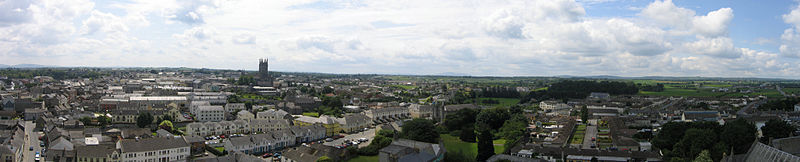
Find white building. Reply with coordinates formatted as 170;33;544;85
118;137;190;162
365;107;409;123
195;106;225;122
539;101;572;111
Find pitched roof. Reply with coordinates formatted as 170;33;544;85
120;137;189;153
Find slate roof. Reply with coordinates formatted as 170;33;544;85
120;137;189;153
75;144;116;158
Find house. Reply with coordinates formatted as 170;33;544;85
681;111;720;122
336;113;371;133
294;115;340;136
443;104;479;113
196;106;225;122
193;152;263;162
289;124;327;144
365;107;410;124
190;101;211;115
589;92;611;100
75;144;120;162
250;119;291;133
183;136;206;156
23;108;47;121
379;139;445;162
409;104;435;119
237;111;255;121
256;109;291;120
225;103;246;113
118;137;191;162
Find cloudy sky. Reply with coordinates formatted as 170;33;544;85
1;0;800;78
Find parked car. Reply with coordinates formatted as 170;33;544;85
358;138;368;142
262;153;273;158
325;138;334;142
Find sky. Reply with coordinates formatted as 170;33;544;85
1;0;800;78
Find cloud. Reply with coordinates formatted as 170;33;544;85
781;5;800;58
0;0;799;78
640;0;733;37
683;37;741;58
0;0;34;27
232;34;256;44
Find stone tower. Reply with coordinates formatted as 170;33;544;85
257;58;273;87
259;58;269;79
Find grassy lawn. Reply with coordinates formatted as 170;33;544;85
348;155;378;162
441;134;505;158
215;147;224;153
302;112;320;117
534;87;548;91
477;98;520;106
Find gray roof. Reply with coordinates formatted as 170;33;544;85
75;144;116;158
120;137;189;153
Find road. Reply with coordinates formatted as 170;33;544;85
23;121;43;162
581;125;597;150
323;128;375;148
737;99;766;116
777;85;789;97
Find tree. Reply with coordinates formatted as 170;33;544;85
675;129;717;159
400;118;439;143
459;124;476;142
97;116;112;127
476;124;495;162
692;150;713;162
720;119;757;154
79;117;93;126
761;119;796;143
580;105;589;123
159;120;174;132
445;108;478;131
316;156;333;162
476;107;510;130
136;112;154;128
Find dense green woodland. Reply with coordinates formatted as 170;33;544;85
653;119;758;162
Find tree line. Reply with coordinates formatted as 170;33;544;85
522;80;639;101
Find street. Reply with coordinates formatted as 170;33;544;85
23;121;43;162
581;125;597;150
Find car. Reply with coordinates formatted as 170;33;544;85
262;153;273;158
40;141;45;147
325;138;334;142
29;146;33;151
591;137;596;141
35;152;40;158
358;138;368;142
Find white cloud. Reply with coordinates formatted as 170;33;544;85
0;0;798;78
683;37;741;58
640;0;733;37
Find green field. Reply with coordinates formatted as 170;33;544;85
639;85;725;97
215;146;225;153
441;134;505;159
348;155;378;162
302;112;320;117
783;88;800;95
477;98;520;106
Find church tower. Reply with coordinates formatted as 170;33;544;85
257;58;273;87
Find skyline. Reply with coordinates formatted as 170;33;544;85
2;0;800;78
